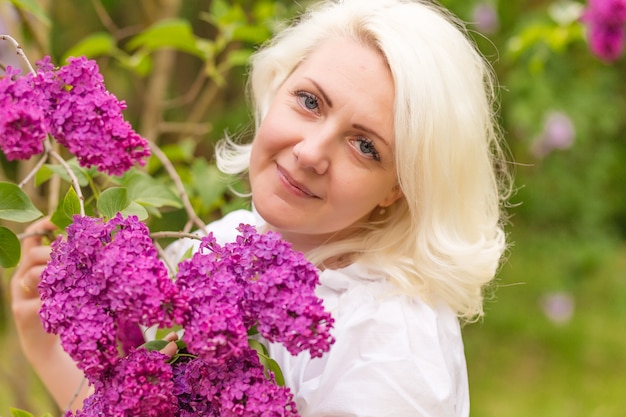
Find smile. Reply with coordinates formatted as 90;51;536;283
276;164;320;199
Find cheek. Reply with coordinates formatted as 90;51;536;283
250;123;275;168
331;175;395;209
254;106;293;149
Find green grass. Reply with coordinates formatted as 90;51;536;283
465;228;626;417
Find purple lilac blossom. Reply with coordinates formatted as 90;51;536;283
39;56;151;175
175;224;334;362
43;219;331;416
172;348;298;417
230;224;334;357
116;316;149;356
175;236;250;363
0;56;149;174
70;348;178;417
0;66;47;160
39;214;182;382
582;0;626;61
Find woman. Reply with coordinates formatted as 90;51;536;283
12;0;511;415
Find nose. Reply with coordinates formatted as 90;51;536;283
292;127;335;175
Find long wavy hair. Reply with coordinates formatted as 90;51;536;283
216;0;512;320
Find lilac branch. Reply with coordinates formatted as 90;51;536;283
18;150;49;188
0;34;36;74
149;141;207;231
150;231;204;241
151;231;205;273
48;145;86;216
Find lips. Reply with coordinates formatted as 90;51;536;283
276;164;319;198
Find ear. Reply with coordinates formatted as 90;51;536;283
379;184;403;208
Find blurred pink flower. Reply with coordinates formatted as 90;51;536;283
531;111;576;158
540;292;575;325
581;0;626;61
472;3;500;34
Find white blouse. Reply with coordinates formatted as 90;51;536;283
167;209;469;417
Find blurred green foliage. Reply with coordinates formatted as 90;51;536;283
1;0;625;416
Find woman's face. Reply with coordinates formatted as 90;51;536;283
249;38;401;253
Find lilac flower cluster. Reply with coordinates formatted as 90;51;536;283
40;215;333;416
176;224;335;362
0;56;149;175
39;213;184;382
74;348;178;417
172;349;298;416
582;0;626;61
0;66;47;160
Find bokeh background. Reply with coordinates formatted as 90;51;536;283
1;0;624;416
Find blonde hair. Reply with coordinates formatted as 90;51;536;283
216;0;512;320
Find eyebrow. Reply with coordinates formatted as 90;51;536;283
353;123;391;149
308;78;333;107
306;77;391;149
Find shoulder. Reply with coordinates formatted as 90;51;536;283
276;264;470;417
323;264;466;377
320;264;462;343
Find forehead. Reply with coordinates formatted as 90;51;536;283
296;37;391;84
287;38;396;140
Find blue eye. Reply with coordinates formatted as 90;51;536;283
356;137;381;162
296;91;319;110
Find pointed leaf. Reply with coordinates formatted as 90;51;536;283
97;187;130;218
50;187;81;229
121;170;182;208
0;182;43;222
37;160;91;187
126;19;203;57
191;161;228;212
8;407;36;417
62;32;116;62
0;227;21;268
120;201;149;220
141;340;169;352
267;357;285;386
248;339;269;356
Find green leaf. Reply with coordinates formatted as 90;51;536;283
267;357;285;386
34;164;54;186
126;19;204;57
0;227;21;268
248;339;285;385
121;170;182;209
9;0;50;26
191;161;229;212
37;160;92;187
120;201;149;221
62;32;116;62
248;339;269;356
232;25;271;44
226;48;253;68
8;407;36;417
155;325;183;340
50;187;81;229
141;340;169;352
97;187;130;218
114;49;153;77
0;182;43;222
